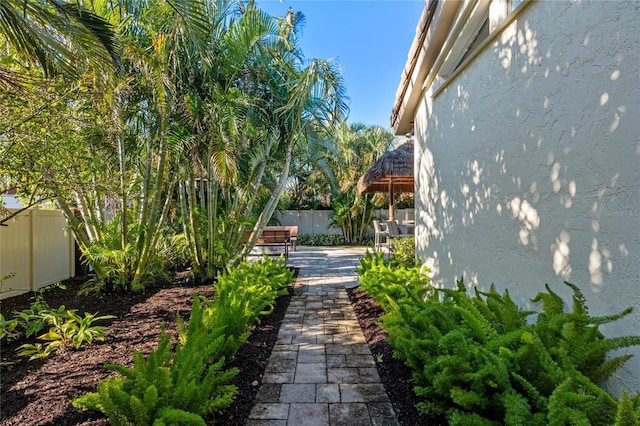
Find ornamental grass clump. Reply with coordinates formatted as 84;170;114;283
364;274;640;426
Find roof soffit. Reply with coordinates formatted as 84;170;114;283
391;0;462;135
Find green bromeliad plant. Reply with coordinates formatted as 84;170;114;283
356;263;640;425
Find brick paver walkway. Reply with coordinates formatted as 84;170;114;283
247;246;400;426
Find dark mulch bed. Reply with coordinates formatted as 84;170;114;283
1;273;292;426
1;272;443;426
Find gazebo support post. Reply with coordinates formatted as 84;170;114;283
388;180;395;222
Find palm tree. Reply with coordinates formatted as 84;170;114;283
319;122;395;244
2;0;349;287
237;5;349;259
0;0;117;84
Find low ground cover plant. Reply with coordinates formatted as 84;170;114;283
1;290;115;360
356;259;640;425
73;256;293;425
297;233;346;246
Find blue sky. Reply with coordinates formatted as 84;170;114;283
257;0;425;130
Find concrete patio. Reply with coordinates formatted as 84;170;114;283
247;246;400;426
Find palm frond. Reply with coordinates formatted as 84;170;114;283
0;0;118;78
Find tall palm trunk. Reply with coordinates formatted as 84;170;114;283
112;88;128;251
56;198;107;279
237;136;294;262
206;160;216;278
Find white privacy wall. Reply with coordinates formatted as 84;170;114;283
414;1;639;392
0;209;75;299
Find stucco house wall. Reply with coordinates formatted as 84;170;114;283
410;1;639;392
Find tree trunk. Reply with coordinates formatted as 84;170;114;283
235;137;294;263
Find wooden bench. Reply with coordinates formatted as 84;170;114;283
264;225;298;251
242;229;291;260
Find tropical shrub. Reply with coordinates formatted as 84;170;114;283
375;278;640;425
0;294;47;344
614;389;640;426
328;197;375;245
356;250;432;312
297;233;346;246
14;292;52;339
389;236;416;267
1;287;114;360
197;256;293;359
80;214;171;293
17;306;114;360
0;313;20;341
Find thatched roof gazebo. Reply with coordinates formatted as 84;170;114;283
357;140;414;221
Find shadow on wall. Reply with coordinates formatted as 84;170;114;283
413;1;639;394
413;0;639;375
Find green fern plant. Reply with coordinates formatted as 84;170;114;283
375;278;640;425
74;257;293;424
197;256;293;359
73;298;239;425
614;389;640;426
532;282;640;385
357;255;432;311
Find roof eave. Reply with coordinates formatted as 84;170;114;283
390;0;462;135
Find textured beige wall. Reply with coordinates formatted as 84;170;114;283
414;0;640;392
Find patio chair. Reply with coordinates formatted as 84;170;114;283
373;219;390;252
386;220;413;240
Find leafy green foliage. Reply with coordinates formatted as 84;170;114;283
1;288;114;360
80;214;171;292
356;250;432;312
17;306;114;360
357;269;640;425
328;196;375;245
389;237;416;268
14;292;51;338
74;256;294;424
2;290;51;342
73;303;239;425
0;272;15;285
297;233;346;246
0;313;20;341
614;389;640;426
284;122;395;245
198;256;294;359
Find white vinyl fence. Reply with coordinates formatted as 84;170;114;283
0;208;413;299
0;209;75;300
